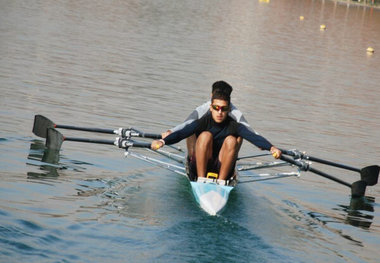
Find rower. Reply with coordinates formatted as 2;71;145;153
161;81;251;158
151;90;282;181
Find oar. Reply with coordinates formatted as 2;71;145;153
280;155;375;197
281;149;379;187
46;128;151;151
33;114;161;139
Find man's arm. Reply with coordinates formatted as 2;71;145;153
163;101;210;136
152;119;200;150
237;124;272;150
237;123;281;158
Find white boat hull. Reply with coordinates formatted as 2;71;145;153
190;178;234;215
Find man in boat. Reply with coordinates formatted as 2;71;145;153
161;81;250;158
151;89;282;181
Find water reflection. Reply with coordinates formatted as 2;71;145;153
337;196;375;229
26;139;92;178
308;196;375;229
27;139;61;178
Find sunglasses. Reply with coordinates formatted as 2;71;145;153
211;105;229;112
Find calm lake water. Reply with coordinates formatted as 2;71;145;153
1;0;379;262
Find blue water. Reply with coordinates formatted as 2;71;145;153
1;0;380;262
1;137;377;262
1;140;293;263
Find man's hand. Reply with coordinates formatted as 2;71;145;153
270;146;282;159
161;130;172;139
151;140;164;150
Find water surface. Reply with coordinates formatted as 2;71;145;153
1;0;379;262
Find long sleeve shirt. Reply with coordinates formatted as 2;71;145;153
164;112;273;154
170;101;258;135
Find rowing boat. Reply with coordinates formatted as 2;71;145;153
129;148;297;215
32;114;379;216
129;149;239;215
190;177;236;215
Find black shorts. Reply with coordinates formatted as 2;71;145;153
187;154;236;181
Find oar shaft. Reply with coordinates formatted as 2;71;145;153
57;125;162;139
65;137;116;145
280;149;360;172
305;155;360;172
34;114;162;139
64;137;151;148
281;155;352;189
56;124;162;139
129;128;161;139
137;132;161;139
57;124;116;135
127;140;151;148
308;166;351;188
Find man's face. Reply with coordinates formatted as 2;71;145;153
210;99;229;123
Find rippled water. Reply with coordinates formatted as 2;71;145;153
1;0;380;262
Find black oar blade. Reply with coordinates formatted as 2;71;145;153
46;128;64;150
33;115;55;138
360;165;379;186
351;180;367;198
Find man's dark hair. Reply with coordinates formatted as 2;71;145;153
212;81;233;96
211;90;230;105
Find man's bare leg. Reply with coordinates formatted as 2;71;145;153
186;134;197;158
237;136;243;151
218;136;239;180
195;132;213;178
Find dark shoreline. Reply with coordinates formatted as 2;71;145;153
329;0;380;9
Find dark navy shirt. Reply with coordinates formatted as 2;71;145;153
164;112;273;154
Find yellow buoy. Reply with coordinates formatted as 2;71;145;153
367;47;375;53
320;24;326;30
299;16;304;21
